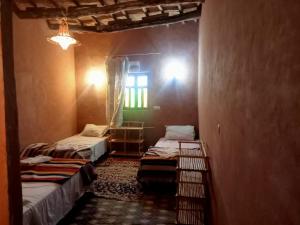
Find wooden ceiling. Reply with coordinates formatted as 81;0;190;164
14;0;204;33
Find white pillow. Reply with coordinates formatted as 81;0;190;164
165;125;195;141
80;124;108;137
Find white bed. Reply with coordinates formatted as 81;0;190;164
56;135;108;162
155;137;200;149
137;137;200;185
23;172;85;225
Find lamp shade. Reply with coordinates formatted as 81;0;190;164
48;19;79;50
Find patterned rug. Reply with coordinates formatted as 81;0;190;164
92;157;141;201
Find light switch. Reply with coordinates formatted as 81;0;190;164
217;123;221;135
153;106;161;110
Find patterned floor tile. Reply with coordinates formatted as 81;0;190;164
58;193;176;225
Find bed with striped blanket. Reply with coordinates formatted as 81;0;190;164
20;143;84;160
21;135;108;162
22;158;96;225
21;158;95;184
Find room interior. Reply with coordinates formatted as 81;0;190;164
0;0;299;225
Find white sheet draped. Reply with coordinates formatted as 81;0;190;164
105;57;129;127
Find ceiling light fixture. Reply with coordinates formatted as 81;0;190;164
48;18;79;50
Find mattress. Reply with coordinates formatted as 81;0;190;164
137;138;200;185
23;172;84;225
56;135;108;162
155;137;200;149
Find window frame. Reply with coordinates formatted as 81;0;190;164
124;71;149;110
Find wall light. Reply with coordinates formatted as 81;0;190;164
163;58;187;81
86;68;106;87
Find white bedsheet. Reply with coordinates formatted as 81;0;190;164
23;172;84;225
155;137;200;149
56;135;107;162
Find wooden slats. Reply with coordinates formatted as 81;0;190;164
177;210;204;225
15;0;204;18
178;170;203;183
176;140;209;225
14;0;204;33
179;157;207;171
47;9;201;33
180;148;205;157
177;183;206;198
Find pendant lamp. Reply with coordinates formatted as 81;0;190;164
48;18;79;50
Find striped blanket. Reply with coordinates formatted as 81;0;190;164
21;158;92;184
20;143;84;159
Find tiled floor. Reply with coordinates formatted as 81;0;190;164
58;192;176;225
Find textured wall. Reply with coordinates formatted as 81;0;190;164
0;31;9;225
198;0;300;225
75;22;199;146
13;17;77;149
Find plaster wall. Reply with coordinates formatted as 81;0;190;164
198;0;300;225
75;22;199;146
13;16;77;149
0;31;9;225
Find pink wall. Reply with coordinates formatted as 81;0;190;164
198;0;300;225
13;17;78;149
75;22;199;146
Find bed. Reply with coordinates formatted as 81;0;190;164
21;124;109;163
22;158;95;225
56;134;108;162
137;137;200;186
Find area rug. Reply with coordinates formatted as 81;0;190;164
92;157;141;201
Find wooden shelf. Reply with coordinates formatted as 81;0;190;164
178;170;204;184
109;122;144;157
110;138;144;144
109;127;143;131
177;209;204;225
177;183;206;199
110;150;144;157
179;148;205;157
177;198;205;211
176;141;209;225
178;157;207;171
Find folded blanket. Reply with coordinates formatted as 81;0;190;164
20;143;49;158
20;143;84;159
21;158;95;184
21;155;52;165
145;146;179;158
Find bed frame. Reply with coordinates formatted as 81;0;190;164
137;138;200;188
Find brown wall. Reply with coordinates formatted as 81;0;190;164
75;22;199;146
13;17;77;149
198;1;300;225
0;31;9;225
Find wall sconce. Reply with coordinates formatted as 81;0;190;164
86;68;106;87
163;58;187;81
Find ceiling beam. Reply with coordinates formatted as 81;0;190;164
15;0;204;19
48;9;201;33
72;0;81;7
48;0;60;8
28;0;37;8
98;0;106;6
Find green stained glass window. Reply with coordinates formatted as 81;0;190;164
137;76;148;87
143;88;148;108
124;73;149;109
126;76;135;87
130;88;135;108
125;88;129;108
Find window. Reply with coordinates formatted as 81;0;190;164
124;72;148;109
